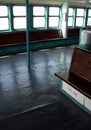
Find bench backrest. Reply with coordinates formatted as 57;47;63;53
0;29;63;47
68;28;80;38
69;47;91;83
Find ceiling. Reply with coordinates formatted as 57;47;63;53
0;0;91;7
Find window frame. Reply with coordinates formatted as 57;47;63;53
87;9;91;27
33;6;46;29
48;6;60;28
0;5;9;31
13;5;26;30
75;8;85;27
68;8;74;27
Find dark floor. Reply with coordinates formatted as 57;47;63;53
0;96;91;130
0;45;91;130
0;46;73;119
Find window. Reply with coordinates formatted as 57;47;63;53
49;7;60;27
33;6;45;28
76;8;85;27
87;9;91;26
0;6;9;30
13;6;26;29
68;8;74;26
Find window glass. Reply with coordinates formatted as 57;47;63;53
49;7;59;16
76;17;84;26
68;8;73;16
0;6;9;30
13;6;26;16
87;18;91;26
87;9;91;26
14;17;26;29
68;17;73;26
13;6;26;29
68;8;74;27
88;9;91;16
0;6;8;16
33;17;45;28
33;6;45;28
49;17;59;27
76;8;85;27
0;18;9;30
77;9;84;16
33;6;45;16
48;7;60;27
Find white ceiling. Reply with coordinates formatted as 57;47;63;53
0;0;91;7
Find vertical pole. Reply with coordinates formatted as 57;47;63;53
26;0;30;66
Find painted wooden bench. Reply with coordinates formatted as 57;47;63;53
0;29;63;47
0;29;79;56
55;47;91;114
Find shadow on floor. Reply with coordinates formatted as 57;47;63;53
0;92;91;130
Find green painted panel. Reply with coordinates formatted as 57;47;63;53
79;45;91;51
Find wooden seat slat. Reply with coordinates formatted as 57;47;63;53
55;47;91;99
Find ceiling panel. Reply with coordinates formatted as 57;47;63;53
0;0;91;7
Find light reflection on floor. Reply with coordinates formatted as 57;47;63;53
0;46;74;119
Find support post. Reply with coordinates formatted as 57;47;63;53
26;0;30;66
61;2;69;38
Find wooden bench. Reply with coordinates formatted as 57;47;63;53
0;29;63;47
0;29;79;56
68;28;80;38
55;47;91;114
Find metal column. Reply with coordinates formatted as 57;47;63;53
26;0;30;66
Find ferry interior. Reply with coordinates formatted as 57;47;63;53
0;0;91;129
